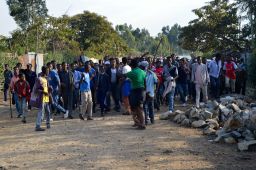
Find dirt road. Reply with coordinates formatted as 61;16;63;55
0;103;256;170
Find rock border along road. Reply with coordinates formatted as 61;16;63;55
0;103;256;170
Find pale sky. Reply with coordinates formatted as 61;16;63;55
0;0;209;37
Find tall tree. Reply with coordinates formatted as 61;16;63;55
70;11;128;58
6;0;48;30
179;0;250;52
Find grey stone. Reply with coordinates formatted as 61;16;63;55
242;130;255;141
175;110;185;115
203;110;213;120
203;127;216;135
223;115;243;131
231;103;241;113
206;119;219;129
212;108;220;118
191;120;207;128
250;103;256;108
241;110;250;120
220;96;235;103
236;99;245;108
219;104;232;116
238;140;256;151
231;131;242;139
189;107;198;118
173;113;181;122
214;132;232;143
213;100;219;108
181;119;190;127
159;112;172;120
224;137;237;144
184;109;191;117
177;114;187;124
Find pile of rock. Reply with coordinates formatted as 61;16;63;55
159;95;256;151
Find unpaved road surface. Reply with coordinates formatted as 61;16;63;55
0;101;256;170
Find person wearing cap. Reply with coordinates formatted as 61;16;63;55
14;73;30;123
126;58;146;130
24;63;37;110
142;61;158;125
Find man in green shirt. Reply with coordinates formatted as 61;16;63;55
127;58;146;130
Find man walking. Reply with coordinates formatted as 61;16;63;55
127;58;146;130
47;62;69;118
191;56;210;108
35;66;51;131
79;64;93;120
3;64;13;104
24;64;37;110
163;57;178;113
59;62;74;119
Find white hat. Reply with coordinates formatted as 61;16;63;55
104;61;110;65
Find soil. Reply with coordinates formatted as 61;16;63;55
0;99;256;170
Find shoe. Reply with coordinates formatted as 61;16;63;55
79;114;85;120
64;110;69;119
101;112;105;117
47;124;51;129
169;111;173;114
122;112;130;115
87;117;93;121
68;115;74;119
50;118;53;122
35;127;45;131
151;119;155;124
22;118;26;124
137;126;146;130
105;108;110;112
115;108;121;112
17;114;22;118
182;103;187;107
132;124;139;127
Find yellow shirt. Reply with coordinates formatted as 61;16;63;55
40;77;49;103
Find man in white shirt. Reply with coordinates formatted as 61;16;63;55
191;56;210;108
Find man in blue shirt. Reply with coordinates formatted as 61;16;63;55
47;62;69;119
141;61;158;125
71;63;81;110
208;53;222;98
79;63;93;120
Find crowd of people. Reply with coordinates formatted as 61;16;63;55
2;53;248;131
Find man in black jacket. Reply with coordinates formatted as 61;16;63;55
106;58;121;112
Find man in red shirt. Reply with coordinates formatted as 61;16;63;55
14;73;30;123
223;56;237;93
154;60;163;110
